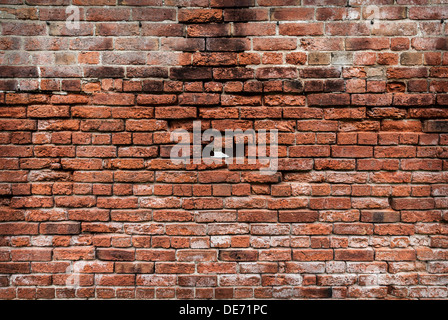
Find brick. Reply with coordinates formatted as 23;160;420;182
211;0;254;6
346;38;390;51
280;23;324;36
97;249;135;261
292;250;333;261
387;67;428;79
193;53;237;66
40;222;80;235
28;105;70;118
335;249;374;261
155;263;195;274
0;66;39;78
11;249;51;261
391;198;434;210
219;250;258;261
332;146;373;158
233;23;276;36
1;22;46;36
207;38;250;52
132;8;176;21
424;121;448;133
393;94;435;106
214;68;254;80
271;8;314;21
361;210;400;223
375;249;416;261
171;67;212;80
308;94;350;106
179;9;222;23
253;38;297;51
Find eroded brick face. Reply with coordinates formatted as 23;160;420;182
0;0;448;300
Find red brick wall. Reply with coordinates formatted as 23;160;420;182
0;0;448;300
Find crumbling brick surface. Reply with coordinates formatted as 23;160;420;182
0;0;447;299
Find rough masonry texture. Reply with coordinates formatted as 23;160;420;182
0;0;448;300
